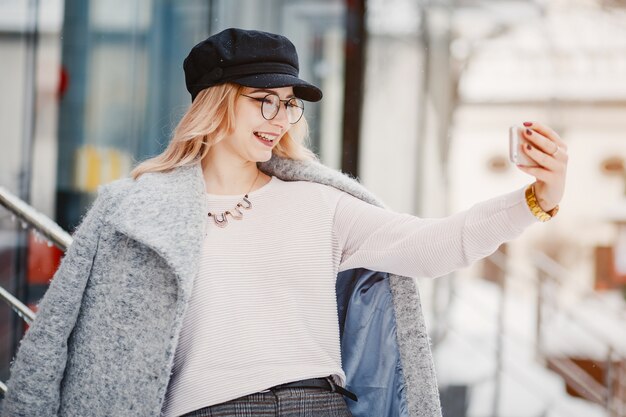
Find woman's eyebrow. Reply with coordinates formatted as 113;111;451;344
248;88;296;99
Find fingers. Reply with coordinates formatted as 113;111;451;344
521;122;569;171
523;121;568;151
523;128;559;157
521;135;561;171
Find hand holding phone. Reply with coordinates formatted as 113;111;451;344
509;125;537;167
508;121;568;215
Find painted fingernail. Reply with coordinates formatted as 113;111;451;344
526;128;532;135
523;122;533;127
526;144;532;151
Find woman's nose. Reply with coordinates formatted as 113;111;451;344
270;104;289;128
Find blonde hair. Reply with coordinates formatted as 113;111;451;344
130;82;319;180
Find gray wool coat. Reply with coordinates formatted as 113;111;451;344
2;155;442;417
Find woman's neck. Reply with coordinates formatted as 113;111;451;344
200;156;269;196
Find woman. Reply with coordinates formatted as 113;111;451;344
2;28;567;417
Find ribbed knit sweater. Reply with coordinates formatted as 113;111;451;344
161;176;538;417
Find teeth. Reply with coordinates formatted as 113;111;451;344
255;132;275;141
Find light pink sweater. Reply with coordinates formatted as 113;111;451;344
161;176;538;416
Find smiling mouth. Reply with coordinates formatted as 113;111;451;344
254;131;278;145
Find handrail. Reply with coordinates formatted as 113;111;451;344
490;249;626;356
533;250;626;319
1;186;66;397
486;248;626;415
0;286;36;324
0;185;72;251
548;357;607;405
0;287;36;394
449;282;615;413
446;326;590;417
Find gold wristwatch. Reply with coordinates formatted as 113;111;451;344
525;184;559;222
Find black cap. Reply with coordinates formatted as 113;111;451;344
183;28;322;102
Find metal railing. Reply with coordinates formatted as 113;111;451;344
0;185;68;326
532;251;626;416
0;286;35;325
0;185;72;251
485;247;626;416
440;246;626;416
0;185;72;394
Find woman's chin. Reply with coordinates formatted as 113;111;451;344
257;152;273;163
249;150;273;163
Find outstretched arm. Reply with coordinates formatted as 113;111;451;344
335;186;538;279
335;122;567;279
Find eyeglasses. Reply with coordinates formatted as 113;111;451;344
240;93;305;124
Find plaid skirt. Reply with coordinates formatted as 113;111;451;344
180;387;354;417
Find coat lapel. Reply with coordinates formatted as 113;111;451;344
106;163;208;301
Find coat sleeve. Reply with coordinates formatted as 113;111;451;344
335;185;539;279
2;184;112;417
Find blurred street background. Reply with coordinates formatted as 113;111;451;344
1;0;625;415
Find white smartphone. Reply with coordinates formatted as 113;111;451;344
509;125;537;167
